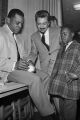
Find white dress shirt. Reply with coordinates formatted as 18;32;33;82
65;41;73;51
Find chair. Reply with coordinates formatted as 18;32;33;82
0;102;16;120
13;95;34;120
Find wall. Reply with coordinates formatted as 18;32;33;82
0;0;8;26
62;0;80;32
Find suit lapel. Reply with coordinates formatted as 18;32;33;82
49;27;60;54
49;28;53;52
65;41;74;53
36;31;49;52
3;24;15;44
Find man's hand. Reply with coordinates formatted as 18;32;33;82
15;59;36;72
67;73;78;80
66;72;78;84
15;58;29;71
26;60;36;73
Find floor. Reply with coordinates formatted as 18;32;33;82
31;100;80;120
77;100;80;120
31;112;42;120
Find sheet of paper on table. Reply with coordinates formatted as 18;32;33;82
0;81;27;93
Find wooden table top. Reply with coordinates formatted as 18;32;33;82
0;82;28;98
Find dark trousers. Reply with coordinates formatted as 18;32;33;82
59;97;77;120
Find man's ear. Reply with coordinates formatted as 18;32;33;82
5;17;10;24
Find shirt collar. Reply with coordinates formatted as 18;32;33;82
65;41;73;50
40;28;49;37
6;24;13;35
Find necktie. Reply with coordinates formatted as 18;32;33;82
13;33;20;61
41;33;49;51
61;44;66;58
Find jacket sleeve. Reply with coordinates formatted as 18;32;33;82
25;38;38;65
0;34;16;73
75;49;80;79
68;46;80;80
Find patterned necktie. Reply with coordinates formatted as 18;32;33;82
41;33;49;51
13;33;20;61
61;44;66;58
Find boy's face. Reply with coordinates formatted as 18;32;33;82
61;28;73;45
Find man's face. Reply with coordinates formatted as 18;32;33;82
61;28;72;45
36;17;49;33
8;14;24;34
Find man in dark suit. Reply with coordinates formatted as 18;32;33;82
49;25;80;120
8;10;60;120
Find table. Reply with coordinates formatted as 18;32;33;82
0;82;28;98
0;82;33;120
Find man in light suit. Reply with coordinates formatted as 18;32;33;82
8;10;60;120
27;11;60;75
26;10;60;114
49;25;80;120
0;9;25;83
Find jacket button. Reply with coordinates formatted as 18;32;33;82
49;53;51;55
8;57;11;59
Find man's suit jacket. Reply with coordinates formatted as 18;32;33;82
0;24;25;78
28;27;60;75
49;40;80;100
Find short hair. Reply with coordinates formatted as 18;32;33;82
35;10;50;22
8;9;24;18
50;16;58;25
61;24;74;33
